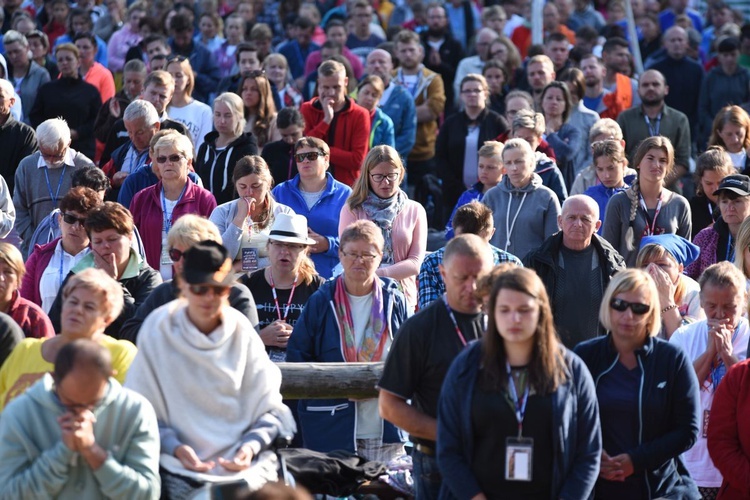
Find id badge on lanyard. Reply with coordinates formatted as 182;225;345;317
504;362;533;481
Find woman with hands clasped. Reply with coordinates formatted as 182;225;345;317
209;155;294;274
125;240;294;497
636;234;705;338
575;269;701;500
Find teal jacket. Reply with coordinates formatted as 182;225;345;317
0;374;160;499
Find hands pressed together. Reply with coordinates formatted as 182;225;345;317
600;451;634;482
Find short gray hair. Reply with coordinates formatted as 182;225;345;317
123;99;159;125
3;29;27;48
37;118;71;149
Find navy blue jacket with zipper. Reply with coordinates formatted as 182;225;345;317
574;334;701;499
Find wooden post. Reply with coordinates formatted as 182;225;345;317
278;362;385;400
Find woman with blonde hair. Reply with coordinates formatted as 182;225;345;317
264;53;303;109
166;56;213;151
602;136;692;267
733;216;750;292
239;71;281;151
708;105;750;171
575;269;701;499
438;267;600;499
339;145;427;310
196;92;259;205
210;155;294;273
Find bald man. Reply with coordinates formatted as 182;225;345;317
453;27;498;108
365;50;417;160
648;26;704;142
617;69;692;177
523;195;625;348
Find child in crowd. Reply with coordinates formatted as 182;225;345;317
445;141;504;239
584;139;635;233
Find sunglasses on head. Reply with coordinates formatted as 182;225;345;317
294;151;324;163
610;298;650;315
188;284;230;296
62;213;86;226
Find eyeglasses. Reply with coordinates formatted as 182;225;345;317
269;240;305;251
295;151;325;163
370;172;399;183
461;88;484;94
188;284;230;296
610;298;650;315
168;247;184;262
62;213;87;226
155;154;185;164
340;251;379;262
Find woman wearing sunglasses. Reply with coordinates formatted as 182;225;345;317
22;187;101;313
288;220;408;460
240;213;323;362
339;145;427;312
126;240;293;496
119;214;259;344
209;156;294;274
130;132;217;280
272;137;352;279
575;269;701;500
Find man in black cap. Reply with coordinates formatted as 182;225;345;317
698;37;750;148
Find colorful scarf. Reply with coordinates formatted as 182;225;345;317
361;189;406;265
334;276;389;362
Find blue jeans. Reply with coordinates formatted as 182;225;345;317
413;449;442;500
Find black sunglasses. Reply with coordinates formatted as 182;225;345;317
155;154;185;164
188;284;230;296
610;298;650;315
168;248;184;262
294;151;325;163
62;213;87;226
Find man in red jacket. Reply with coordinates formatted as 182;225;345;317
300;60;370;186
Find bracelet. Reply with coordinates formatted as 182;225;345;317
661;304;679;314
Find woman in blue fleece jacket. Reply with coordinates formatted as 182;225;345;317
437;267;601;500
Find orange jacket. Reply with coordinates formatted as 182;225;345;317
510;24;576;59
600;73;633;121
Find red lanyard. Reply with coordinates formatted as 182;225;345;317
269;271;298;322
443;295;469;346
639;193;663;236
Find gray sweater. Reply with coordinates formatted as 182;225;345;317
602;188;692;267
16;62;50;125
13;151;94;256
483;174;561;261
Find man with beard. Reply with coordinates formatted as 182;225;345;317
617;69;691;176
601;37;640;108
421;3;464;116
452;28;498;110
580;52;635;121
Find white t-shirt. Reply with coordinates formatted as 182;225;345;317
39;241;90;312
680;275;705;321
347;291;391;440
463;125;480;188
300;189;324;210
728;150;747;171
167;100;213;153
160;198;179;280
669;317;750;487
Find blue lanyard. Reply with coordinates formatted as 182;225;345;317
161;183;188;232
58;245;65;289
506;361;530;436
726;234;735;261
711;324;740;390
644;112;662;137
43;165;67;207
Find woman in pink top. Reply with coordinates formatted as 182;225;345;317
106;3;146;73
339;145;427;311
74;32;115;104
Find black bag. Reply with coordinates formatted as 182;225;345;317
413;173;445;229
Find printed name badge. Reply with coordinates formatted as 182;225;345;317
160;246;172;267
505;437;533;482
242;248;259;272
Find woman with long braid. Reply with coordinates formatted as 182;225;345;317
602;136;692;267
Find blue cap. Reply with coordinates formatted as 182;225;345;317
639;234;700;267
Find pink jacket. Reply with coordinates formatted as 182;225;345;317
304;47;364;79
130;180;217;269
7;290;54;339
339;199;427;309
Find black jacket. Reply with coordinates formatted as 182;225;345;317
688;194;718;240
101;117;190;166
435;107;508;217
574;335;701;500
0;114;37;194
421;31;464;116
196;131;259;205
118;279;259;343
49;264;163;339
523;232;625;333
262;139;298;186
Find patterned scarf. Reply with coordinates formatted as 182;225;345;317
360;189;406;265
334;276;389;362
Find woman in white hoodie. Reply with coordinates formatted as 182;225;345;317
483;138;561;261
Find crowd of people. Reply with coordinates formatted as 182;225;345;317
0;0;749;498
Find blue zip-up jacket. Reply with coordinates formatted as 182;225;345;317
437;341;601;500
574;334;701;500
370;107;395;150
444;182;484;240
379;84;417;162
287;277;408;454
584;173;636;234
271;173;351;279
